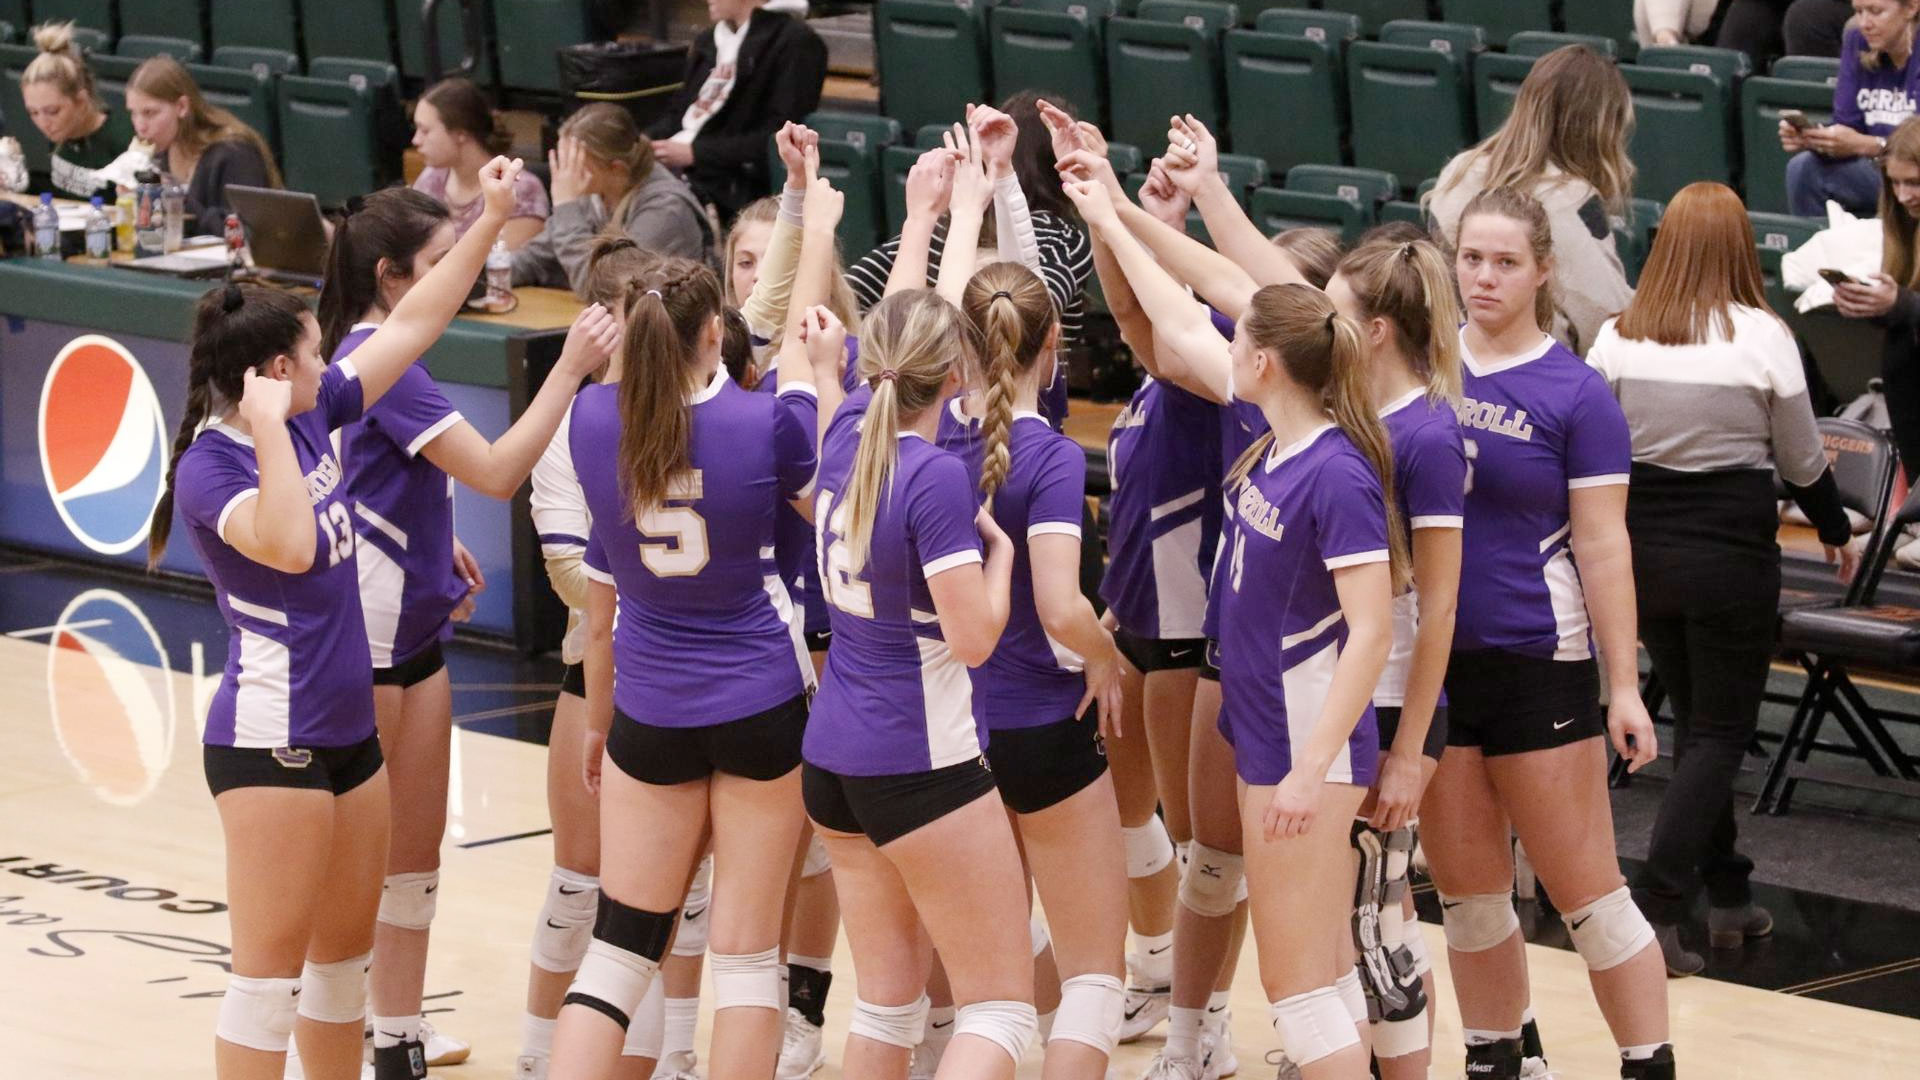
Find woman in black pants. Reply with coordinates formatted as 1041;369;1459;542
1836;118;1920;480
1588;181;1857;976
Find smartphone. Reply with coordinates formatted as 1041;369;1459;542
1819;267;1861;287
1781;109;1816;131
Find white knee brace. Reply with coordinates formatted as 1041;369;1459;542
298;952;370;1024
216;975;301;1052
956;999;1039;1065
531;867;599;973
1268;986;1359;1067
849;994;929;1049
802;833;832;878
1048;973;1124;1055
621;975;667;1059
1437;891;1519;953
1123;817;1176;879
672;857;713;958
1178;842;1244;918
710;946;782;1010
565;896;675;1028
1563;886;1656;972
378;870;439;931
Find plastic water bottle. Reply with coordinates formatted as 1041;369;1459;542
225;213;248;276
162;182;187;253
85;195;112;259
485;239;512;307
114;184;136;253
134;170;165;257
32;192;59;260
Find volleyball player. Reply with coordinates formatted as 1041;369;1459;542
149;154;528;1080
315;187;620;1078
1420;187;1673;1080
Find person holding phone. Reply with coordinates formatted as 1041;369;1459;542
1781;0;1920;217
1833;117;1920;476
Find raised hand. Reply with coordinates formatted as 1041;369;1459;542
905;145;962;221
556;302;622;378
1161;114;1218;196
477;155;526;220
1037;99;1083;163
1060;176;1121;233
947;122;993;220
800;304;847;380
238;367;293;427
547;135;592;205
802;143;844;235
967;103;1020;178
1054;147;1122;198
776;121;818;191
1138;158;1192;228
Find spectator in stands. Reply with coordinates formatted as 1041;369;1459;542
412;77;548;248
1782;0;1920;218
125;57;280;237
512;103;710;295
1427;45;1636;355
1834;117;1920;474
1589;181;1854;977
1640;0;1855;57
1785;0;1863;57
20;21;144;200
1636;0;1719;46
646;0;827;221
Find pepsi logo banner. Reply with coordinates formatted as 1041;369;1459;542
36;336;169;556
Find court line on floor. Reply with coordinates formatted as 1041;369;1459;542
1780;955;1920;995
452;682;562;693
457;827;554;849
6;618;108;638
453;701;556;724
0;559;56;575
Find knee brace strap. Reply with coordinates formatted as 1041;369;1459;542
621;976;666;1059
1405;928;1432;976
802;833;832;878
1437;891;1519;953
531;867;599;973
1179;842;1244;918
849;994;929;1049
710;946;783;1011
1123;817;1177;879
378;870;439;931
1048;973;1124;1055
1563;886;1655;972
955;999;1039;1065
216;975;301;1052
297;952;370;1024
1268;986;1359;1067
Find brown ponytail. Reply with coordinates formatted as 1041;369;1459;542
960;263;1055;508
616;258;723;520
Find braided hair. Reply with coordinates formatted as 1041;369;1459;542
615;257;723;520
959;262;1055;509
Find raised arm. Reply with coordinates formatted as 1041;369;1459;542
1164;115;1306;290
221;370;317;574
784;149;845;389
742;123;818;340
935;124;993;305
801;305;850;456
887;140;960;298
970;104;1042;272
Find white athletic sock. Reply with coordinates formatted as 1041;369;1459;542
371;1014;421;1048
787;953;833;974
1205;990;1231;1031
1133;931;1174;985
924;1004;957;1057
521;1013;555;1059
1621;1043;1667;1061
1463;1026;1522;1046
663;997;698;1061
1165;1006;1206;1062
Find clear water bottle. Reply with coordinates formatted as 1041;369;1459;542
32;192;60;260
134;170;165;257
162;182;187;253
485;239;512;307
85;195;113;259
114;184;136;253
225;213;248;275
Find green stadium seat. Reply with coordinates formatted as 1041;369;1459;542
1105;16;1226;153
1254;9;1361;44
989;0;1111;128
211;46;301;77
1772;55;1841;85
32;1;112;31
1473;51;1534;134
1379;198;1425;228
1321;1;1427;37
1379;20;1487;62
1347;41;1472;191
277;71;390;206
1438;0;1555;46
0;0;18;34
68;26;110;54
88;54;141;147
1216;151;1268;204
1742;75;1835;214
1636;44;1751;86
303;0;396;69
809;110;905;153
0;21;15;44
116;36;205;63
397;0;495;83
1;40;49;174
1106;141;1144;176
1224;29;1346;177
213;0;302;57
876;0;992;134
883;142;919;236
1250;184;1369;243
1508;31;1618;59
187;61;280;157
1417;176;1436;199
1623;63;1735;202
819;140;886;256
494;0;594;93
1138;0;1239;34
306;56;407;158
915;123;950;149
1749;211;1821;288
121;4;207;53
1563;0;1637;60
1613;197;1664;285
1289;163;1397;207
1239;0;1313;21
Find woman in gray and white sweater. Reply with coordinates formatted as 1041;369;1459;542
1587;181;1855;979
513;104;712;295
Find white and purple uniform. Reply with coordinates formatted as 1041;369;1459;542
1214;424;1389;786
530;403;594;666
1202;399;1270;646
1101;377;1222;641
176;362;374;748
334;325;468;668
754;366;844;645
806;393;989;775
1454;331;1632;660
1375;389;1468;707
575;370;817;725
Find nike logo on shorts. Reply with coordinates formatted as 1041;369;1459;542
1168;647;1196;659
1553;717;1576;730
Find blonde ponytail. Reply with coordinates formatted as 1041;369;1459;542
1335;237;1463;405
1323;314;1410;593
960;263;1055;508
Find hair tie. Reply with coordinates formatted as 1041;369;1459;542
221;284;246;314
875;369;899;384
1400;241;1417;262
344;194;367;217
990;289;1013;302
645;289;663;299
1324;310;1336;334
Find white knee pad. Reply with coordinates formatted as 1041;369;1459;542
803;833;832;878
955;999;1039;1065
621;975;667;1058
1178;842;1244;918
1333;969;1367;1026
1233;873;1248;905
531;867;599;973
1123;817;1176;879
1563;886;1656;972
1404;928;1432;977
672;859;713;957
216;975;301;1052
1029;914;1051;958
849;994;929;1049
1437;891;1519;953
1268;986;1359;1067
378;870;439;931
297;952;370;1024
710;946;782;1010
1048;973;1124;1055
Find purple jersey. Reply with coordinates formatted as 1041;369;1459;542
806;397;988;775
1202;399;1270;643
175;362;373;748
755;369;832;637
1215;425;1387;786
1101;377;1222;640
334;325;468;667
1455;330;1632;659
576;370;818;725
1376;389;1467;707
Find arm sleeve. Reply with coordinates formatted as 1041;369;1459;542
1565;373;1635;488
1026;437;1088;538
188;141;272;237
361;362;462;457
1833;38;1866;132
772;391;820;500
689;24;827;173
1314;452;1391;569
318;358;367;431
741;187;807;341
908;453;985;577
993;173;1044;271
1402;420;1469;529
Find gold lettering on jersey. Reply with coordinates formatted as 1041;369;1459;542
1234;481;1286;542
666;470;704;502
303;454;342;505
1455;397;1535;441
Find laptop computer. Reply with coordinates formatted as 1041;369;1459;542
227;185;328;287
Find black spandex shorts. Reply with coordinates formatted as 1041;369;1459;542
804;627;833;653
607;695;807;786
372;640;446;688
802;756;998;847
1443;649;1604;757
561;662;586;698
1199;638;1222;683
984;710;1109;814
1114;630;1207;673
1374;705;1449;762
204;733;385;797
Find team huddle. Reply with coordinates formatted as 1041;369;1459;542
157;101;1676;1080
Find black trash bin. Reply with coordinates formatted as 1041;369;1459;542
556;40;691;131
